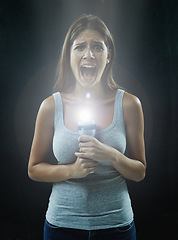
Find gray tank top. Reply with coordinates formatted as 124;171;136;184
46;89;133;230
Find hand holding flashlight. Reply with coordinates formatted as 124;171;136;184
77;93;96;174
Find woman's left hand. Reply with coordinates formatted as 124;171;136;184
75;135;116;163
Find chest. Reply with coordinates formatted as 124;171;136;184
63;100;115;132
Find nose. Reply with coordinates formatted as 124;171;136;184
83;47;95;59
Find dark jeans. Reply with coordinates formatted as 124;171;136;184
44;220;136;240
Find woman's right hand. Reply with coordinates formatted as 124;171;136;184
71;157;98;178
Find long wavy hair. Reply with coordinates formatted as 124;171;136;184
54;14;119;92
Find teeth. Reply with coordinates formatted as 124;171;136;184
82;65;95;68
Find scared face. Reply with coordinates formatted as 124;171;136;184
70;29;111;90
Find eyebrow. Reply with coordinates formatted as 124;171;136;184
74;41;104;46
93;41;104;45
74;41;85;46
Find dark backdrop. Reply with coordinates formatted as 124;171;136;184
0;0;178;239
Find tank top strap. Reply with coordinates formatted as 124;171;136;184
52;92;63;129
113;89;125;125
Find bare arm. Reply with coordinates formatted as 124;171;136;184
110;92;146;181
75;92;146;182
28;96;72;182
28;96;97;183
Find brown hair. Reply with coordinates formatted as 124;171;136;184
54;14;119;92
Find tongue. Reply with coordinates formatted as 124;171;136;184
82;67;95;79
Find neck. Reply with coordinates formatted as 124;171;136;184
71;83;106;102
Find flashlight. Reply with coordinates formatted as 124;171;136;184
78;92;96;136
78;119;96;136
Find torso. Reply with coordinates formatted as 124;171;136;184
48;88;134;229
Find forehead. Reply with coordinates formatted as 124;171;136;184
74;29;105;43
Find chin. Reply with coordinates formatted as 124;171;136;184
80;77;100;89
81;82;98;90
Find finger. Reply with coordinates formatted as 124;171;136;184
79;147;91;153
79;141;92;148
75;152;90;159
77;152;98;162
78;135;94;143
84;161;98;168
88;168;97;174
87;166;98;173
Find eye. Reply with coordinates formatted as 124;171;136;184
75;45;85;51
93;44;103;52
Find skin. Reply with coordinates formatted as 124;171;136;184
70;29;110;91
28;29;146;183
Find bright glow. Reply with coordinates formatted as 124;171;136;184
85;92;91;100
78;107;93;122
77;92;93;122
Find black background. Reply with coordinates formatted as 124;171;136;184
0;0;178;239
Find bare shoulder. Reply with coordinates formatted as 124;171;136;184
36;95;55;127
40;95;55;113
123;92;142;110
123;92;144;124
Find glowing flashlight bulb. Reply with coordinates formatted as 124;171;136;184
85;92;91;100
78;108;92;122
78;108;96;136
78;93;95;136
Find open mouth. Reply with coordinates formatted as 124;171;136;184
81;65;96;79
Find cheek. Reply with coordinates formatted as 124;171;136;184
70;53;77;70
98;55;108;70
70;52;82;66
70;53;81;77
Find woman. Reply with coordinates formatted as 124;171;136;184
28;14;146;240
